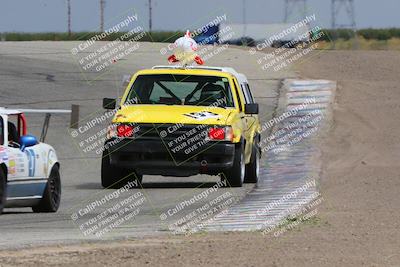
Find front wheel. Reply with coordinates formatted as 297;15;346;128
0;168;6;214
244;143;260;183
101;150;142;189
222;143;245;187
32;165;61;213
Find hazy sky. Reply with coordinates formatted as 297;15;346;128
0;0;397;32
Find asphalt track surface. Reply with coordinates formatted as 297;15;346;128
0;42;295;248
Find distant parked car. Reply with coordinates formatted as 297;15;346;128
222;37;256;47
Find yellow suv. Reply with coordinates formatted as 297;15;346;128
101;66;261;188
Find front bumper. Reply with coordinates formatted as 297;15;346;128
105;138;235;176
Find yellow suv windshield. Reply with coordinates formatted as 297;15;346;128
125;74;234;107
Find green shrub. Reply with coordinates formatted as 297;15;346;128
2;29;400;42
1;31;187;42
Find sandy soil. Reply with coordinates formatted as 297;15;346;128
0;49;399;267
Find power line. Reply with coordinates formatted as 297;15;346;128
331;0;356;29
331;0;357;48
284;0;307;23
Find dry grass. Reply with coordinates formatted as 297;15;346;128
317;37;400;50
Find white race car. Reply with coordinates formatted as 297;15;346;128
0;108;64;214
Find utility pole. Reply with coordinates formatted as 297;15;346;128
100;0;105;32
243;0;247;37
331;0;357;48
67;0;71;36
284;0;307;23
148;0;152;32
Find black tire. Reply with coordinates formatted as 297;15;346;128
0;168;6;215
101;150;142;189
244;143;260;183
222;143;245;187
32;165;61;213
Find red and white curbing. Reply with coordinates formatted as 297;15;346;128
188;79;336;233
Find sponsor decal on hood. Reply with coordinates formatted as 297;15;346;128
183;111;221;121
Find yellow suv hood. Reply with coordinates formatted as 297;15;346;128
113;105;233;125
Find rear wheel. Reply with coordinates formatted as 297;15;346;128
0;168;6;214
32;165;61;213
101;150;142;189
244;143;260;183
222;143;245;187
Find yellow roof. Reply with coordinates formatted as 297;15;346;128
134;67;235;78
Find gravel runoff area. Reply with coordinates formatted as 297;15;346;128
0;48;399;266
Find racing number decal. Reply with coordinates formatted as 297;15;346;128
25;149;36;177
184;111;220;120
0;147;7;161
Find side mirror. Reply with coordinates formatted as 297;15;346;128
244;103;259;114
20;135;38;151
103;98;116;110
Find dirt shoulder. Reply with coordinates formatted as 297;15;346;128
1;50;399;267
